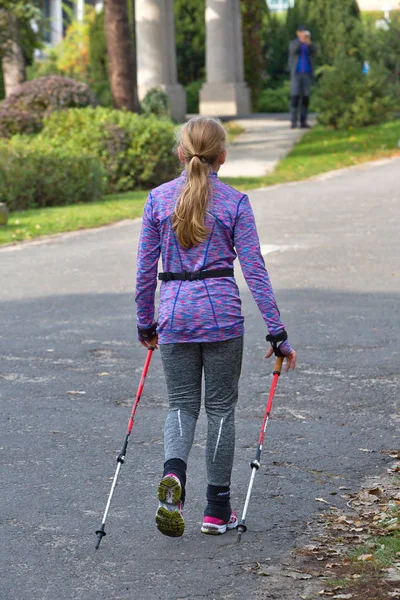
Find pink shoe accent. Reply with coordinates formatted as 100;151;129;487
164;473;180;484
201;510;238;535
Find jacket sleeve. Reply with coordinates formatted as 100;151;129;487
288;39;301;71
233;195;292;355
135;193;160;329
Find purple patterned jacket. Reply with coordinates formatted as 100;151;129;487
135;171;292;354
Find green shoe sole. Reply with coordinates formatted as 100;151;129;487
158;476;181;505
156;506;185;538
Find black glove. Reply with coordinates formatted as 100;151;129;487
138;322;157;344
266;330;288;357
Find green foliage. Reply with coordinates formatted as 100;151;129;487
38;107;179;192
0;136;104;211
26;48;61;80
258;81;290;112
313;57;396;129
241;0;268;110
262;12;290;86
88;8;112;106
141;88;170;118
0;107;42;137
362;13;400;89
1;75;97;119
174;0;205;85
303;0;364;66
185;80;204;114
0;1;43;65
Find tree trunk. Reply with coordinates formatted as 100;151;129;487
1;14;26;97
104;0;138;112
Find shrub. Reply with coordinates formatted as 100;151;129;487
141;88;170;118
1;75;97;119
39;107;179;192
0;137;104;211
314;57;396;129
258;83;290;113
0;108;43;138
185;80;203;114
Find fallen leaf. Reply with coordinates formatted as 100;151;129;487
359;448;374;453
99;372;111;376
315;498;329;504
332;595;353;599
67;390;86;395
357;553;373;561
283;570;313;580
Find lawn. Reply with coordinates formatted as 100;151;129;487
0;190;148;245
223;119;400;189
1;119;399;246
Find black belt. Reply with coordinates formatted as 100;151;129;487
158;268;234;282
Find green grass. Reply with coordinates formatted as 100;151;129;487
0;190;148;245
350;535;400;569
222;119;400;189
1;119;400;245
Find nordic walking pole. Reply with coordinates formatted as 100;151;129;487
237;355;284;543
95;347;154;550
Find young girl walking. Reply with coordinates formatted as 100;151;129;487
135;117;296;538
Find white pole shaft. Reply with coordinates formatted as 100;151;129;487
101;462;122;525
241;467;257;523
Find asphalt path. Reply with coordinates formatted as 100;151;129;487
1;158;399;600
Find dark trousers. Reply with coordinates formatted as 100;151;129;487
290;72;312;126
291;95;310;126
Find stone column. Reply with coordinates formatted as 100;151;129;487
50;0;63;46
135;0;186;121
76;0;85;23
200;0;250;116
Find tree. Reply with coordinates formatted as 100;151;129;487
0;1;40;96
303;0;363;66
174;0;205;86
103;0;138;112
241;0;268;110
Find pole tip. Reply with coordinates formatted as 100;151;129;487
236;522;247;543
95;527;106;550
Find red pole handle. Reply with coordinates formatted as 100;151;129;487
126;348;154;436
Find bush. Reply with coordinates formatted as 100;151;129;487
1;75;97;119
314;57;396;129
141;88;170;118
0;137;104;211
258;82;290;113
186;80;203;114
0;108;43;138
39;107;179;192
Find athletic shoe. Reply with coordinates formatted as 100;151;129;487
155;474;185;538
201;510;238;535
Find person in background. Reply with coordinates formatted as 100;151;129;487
288;25;317;129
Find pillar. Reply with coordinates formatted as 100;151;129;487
50;0;63;46
200;0;251;116
135;0;186;122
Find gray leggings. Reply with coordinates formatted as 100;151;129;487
160;336;243;487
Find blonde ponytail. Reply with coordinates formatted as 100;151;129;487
173;117;227;249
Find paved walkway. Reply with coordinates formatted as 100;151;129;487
1;157;399;600
220;113;315;178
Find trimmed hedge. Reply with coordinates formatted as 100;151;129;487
1;75;97;118
0;108;43;138
0;137;104;211
39;107;179;192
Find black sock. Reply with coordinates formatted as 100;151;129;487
204;485;231;522
163;458;187;504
